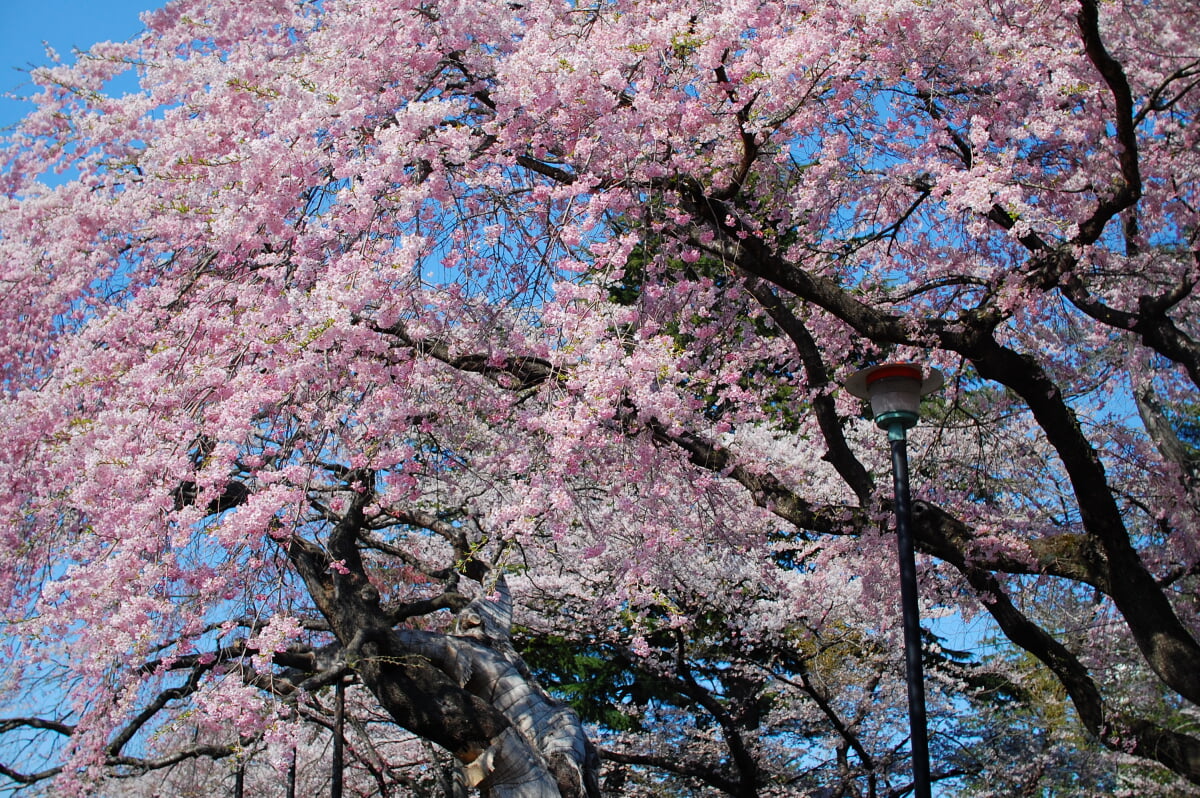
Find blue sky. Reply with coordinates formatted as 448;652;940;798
1;0;160;131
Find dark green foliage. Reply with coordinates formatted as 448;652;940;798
515;632;681;732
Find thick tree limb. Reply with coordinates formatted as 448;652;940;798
741;275;874;502
970;340;1200;705
669;631;760;797
279;484;599;798
1075;0;1142;245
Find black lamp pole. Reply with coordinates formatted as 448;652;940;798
846;363;941;798
889;424;932;798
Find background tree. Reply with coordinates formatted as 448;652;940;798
1;0;1198;795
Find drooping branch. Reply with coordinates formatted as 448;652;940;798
107;662;213;760
106;744;246;779
0;717;75;737
0;718;71;785
367;318;560;391
1059;276;1200;388
0;711;244;786
782;663;879;781
669;631;760;798
740;275;874;502
1075;0;1142;245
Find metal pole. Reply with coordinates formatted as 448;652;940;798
889;425;932;798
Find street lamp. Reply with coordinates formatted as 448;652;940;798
846;363;943;798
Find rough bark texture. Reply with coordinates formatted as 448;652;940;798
284;527;600;797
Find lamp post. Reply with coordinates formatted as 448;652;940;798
846;363;943;798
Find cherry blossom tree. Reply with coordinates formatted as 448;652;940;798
1;0;1199;795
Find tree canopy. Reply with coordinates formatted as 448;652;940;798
1;0;1198;795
